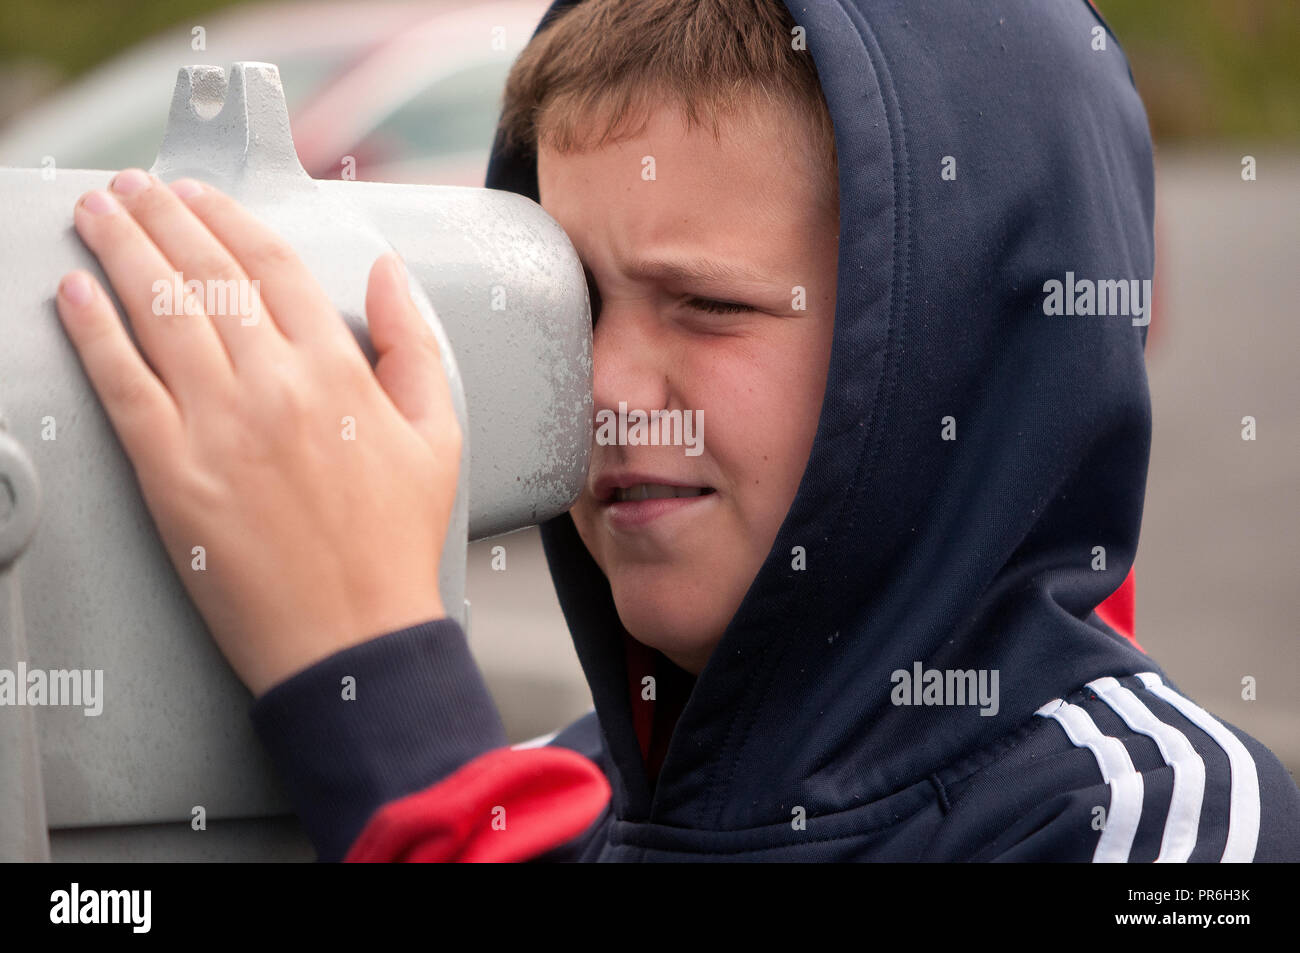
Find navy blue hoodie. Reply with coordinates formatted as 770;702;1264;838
250;0;1300;862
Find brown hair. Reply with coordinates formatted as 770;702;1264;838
497;0;838;199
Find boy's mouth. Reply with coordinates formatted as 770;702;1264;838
599;485;718;531
593;472;716;504
612;484;712;502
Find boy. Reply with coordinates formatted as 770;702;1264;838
55;0;1300;861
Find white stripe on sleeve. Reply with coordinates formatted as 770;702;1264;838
1136;672;1259;863
1035;698;1144;863
1087;676;1205;862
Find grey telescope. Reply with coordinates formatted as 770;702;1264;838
0;62;592;861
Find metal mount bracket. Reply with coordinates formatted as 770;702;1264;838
0;411;48;861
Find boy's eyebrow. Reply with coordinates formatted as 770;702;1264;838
623;256;774;287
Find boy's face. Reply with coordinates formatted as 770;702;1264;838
537;101;838;675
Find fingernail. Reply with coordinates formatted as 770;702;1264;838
110;168;151;196
169;178;204;199
59;272;93;306
80;190;119;215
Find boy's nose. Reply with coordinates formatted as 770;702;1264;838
590;307;673;421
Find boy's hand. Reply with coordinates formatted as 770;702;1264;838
54;169;462;698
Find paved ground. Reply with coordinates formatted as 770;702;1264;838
463;148;1299;778
1136;148;1299;774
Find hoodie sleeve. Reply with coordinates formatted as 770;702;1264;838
930;676;1300;863
249;617;610;862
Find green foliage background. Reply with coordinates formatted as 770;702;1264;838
0;0;1297;141
1096;0;1300;142
0;0;246;77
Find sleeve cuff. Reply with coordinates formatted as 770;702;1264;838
249;617;508;861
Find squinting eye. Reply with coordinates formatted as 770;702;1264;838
685;297;751;315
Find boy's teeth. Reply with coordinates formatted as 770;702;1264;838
614;484;706;502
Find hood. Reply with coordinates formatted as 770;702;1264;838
486;0;1157;831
